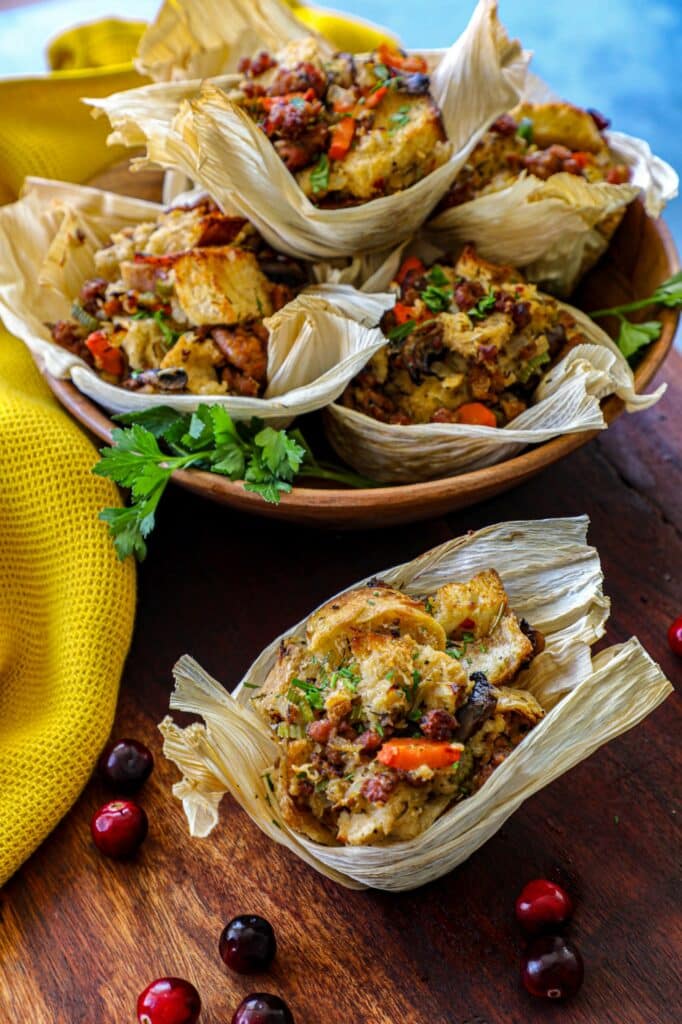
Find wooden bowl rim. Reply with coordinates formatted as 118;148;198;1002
43;214;679;516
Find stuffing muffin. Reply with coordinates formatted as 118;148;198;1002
340;246;587;427
441;102;630;210
229;37;450;205
253;570;545;846
49;199;307;395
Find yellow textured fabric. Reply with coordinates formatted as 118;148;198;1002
0;332;136;884
0;3;389;884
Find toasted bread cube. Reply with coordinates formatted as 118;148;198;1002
464;610;534;686
160;333;226;394
432;569;509;639
306;586;446;659
298;93;450;201
511;101;604;154
173;247;273;325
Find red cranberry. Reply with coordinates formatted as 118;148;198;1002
137;977;201;1024
219;915;276;973
98;738;154;793
668;614;682;655
515;878;573;934
231;994;294;1024
521;935;584;1000
91;799;148;858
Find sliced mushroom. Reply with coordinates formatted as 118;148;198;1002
125;366;188;392
453;672;498;742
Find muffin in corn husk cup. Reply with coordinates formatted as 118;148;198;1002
0;179;394;420
88;0;530;261
321;242;665;483
425;74;678;296
160;517;672;891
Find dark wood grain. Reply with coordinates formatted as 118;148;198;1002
1;354;679;1024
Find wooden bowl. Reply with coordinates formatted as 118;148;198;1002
45;172;679;528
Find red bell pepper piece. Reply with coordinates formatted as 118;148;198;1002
396;256;425;284
328;117;356;161
86;331;125;377
365;85;388;109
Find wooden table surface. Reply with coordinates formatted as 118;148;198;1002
1;352;680;1024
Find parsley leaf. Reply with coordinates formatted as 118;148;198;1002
617;319;662;360
590;271;682;362
96;405;375;561
373;62;389;81
388;105;410;135
113;406;185;439
420;265;453;313
468;292;497;321
310;154;330;194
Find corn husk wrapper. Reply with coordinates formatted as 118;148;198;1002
89;0;530;261
426;73;679;295
136;0;332;83
320;234;666;482
0;178;394;420
159;516;672;892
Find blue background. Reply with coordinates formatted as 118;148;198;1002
0;0;679;247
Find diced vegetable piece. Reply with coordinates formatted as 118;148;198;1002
86;331;125;376
328;117;356;161
366;85;388;109
376;738;463;771
377;44;428;74
393;302;418;325
455;403;497;427
396;256;425;284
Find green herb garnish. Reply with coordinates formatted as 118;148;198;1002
388;105;410;135
290;677;325;710
387;319;416;342
468;292;497;321
95;405;374;561
420;266;453;313
310;153;330;194
373;62;389;81
333;666;360;692
516;117;533;143
131;309;181;349
590;271;682;361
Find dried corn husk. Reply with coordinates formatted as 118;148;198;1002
159;517;672;892
320;237;666;482
0;178;393;419
89;0;530;261
426;73;679;295
135;0;330;83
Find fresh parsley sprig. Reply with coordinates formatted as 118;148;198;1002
590;271;682;361
94;404;376;561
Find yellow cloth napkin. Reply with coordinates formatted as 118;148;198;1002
0;334;136;885
0;3;390;885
